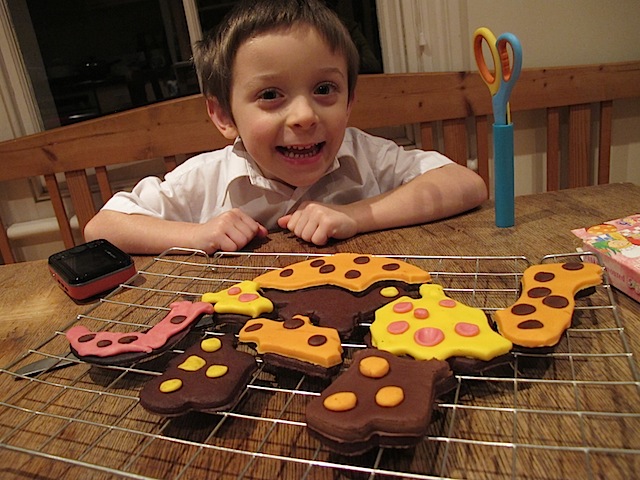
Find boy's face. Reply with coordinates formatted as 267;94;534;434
214;25;352;188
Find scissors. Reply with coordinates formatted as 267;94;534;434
473;27;522;125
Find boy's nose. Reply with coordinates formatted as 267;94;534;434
287;96;318;129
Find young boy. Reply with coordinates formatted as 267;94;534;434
84;0;487;254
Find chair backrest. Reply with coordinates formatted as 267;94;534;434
1;60;639;263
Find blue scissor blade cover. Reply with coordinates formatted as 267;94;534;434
493;123;515;227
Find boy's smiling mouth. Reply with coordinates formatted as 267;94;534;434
277;142;325;160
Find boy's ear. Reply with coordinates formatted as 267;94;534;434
206;98;238;140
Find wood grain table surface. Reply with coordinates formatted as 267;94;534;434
0;182;638;479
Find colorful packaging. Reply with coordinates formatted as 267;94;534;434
571;214;640;302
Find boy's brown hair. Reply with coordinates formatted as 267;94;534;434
193;0;360;119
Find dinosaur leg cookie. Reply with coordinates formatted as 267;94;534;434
493;262;603;348
66;301;214;365
139;334;257;416
305;349;453;456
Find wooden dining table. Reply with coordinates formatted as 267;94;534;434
1;182;639;479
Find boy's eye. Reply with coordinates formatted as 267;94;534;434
315;83;337;95
258;89;280;101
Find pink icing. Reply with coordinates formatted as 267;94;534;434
227;286;242;295
414;327;445;347
66;301;214;358
438;299;457;308
239;293;259;302
387;321;410;334
454;322;480;337
393;301;413;314
413;308;429;319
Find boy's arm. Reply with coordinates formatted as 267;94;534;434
278;163;488;245
84;209;267;255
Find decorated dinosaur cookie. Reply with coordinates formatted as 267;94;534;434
253;253;431;338
305;349;454;455
139;334;257;416
66;301;214;365
201;280;274;328
369;284;513;362
239;315;343;378
493;261;603;348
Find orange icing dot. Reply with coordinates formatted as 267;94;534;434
323;391;357;412
414;327;445;347
239;293;258;302
455;322;480;337
228;286;241;295
375;385;405;407
359;356;390;378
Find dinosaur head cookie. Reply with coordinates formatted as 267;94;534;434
493;261;603;348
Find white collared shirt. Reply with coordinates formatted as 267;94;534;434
102;127;452;229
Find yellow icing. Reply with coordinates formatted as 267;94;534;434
201;337;222;353
323;391;357;412
159;378;182;393
252;253;431;292
380;286;400;297
239;316;343;368
370;283;512;361
201;280;273;317
494;262;603;347
358;356;390;378
178;355;206;372
375;385;404;407
206;365;229;378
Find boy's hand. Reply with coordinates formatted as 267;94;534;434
278;202;358;246
194;208;268;253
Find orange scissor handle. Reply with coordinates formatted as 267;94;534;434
473;27;501;95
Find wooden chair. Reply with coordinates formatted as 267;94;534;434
1;60;639;263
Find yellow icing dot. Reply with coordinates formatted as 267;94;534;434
359;356;390;378
206;364;229;378
375;385;404;407
380;286;400;297
323;391;357;412
178;355;206;372
159;378;182;393
201;337;222;353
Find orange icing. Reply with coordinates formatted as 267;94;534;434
370;284;512;361
493;262;603;348
252;253;431;292
239;315;343;368
201;280;273;317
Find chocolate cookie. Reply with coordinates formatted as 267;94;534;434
305;349;454;455
139;334;257;416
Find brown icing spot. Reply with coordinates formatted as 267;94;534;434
533;272;555;282
310;259;325;268
308;334;328;346
562;262;584;271
511;303;536;316
543;295;570;309
382;263;400;271
118;335;138;344
319;264;336;274
345;270;361;279
97;340;113;348
78;334;96;343
353;256;370;265
244;323;263;332
283;317;305;329
517;319;544;329
279;268;294;278
170;315;187;325
528;287;551;298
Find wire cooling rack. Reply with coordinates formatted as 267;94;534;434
1;250;639;479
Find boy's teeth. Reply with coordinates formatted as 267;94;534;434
279;143;322;158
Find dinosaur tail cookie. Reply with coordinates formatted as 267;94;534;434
493;261;603;348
